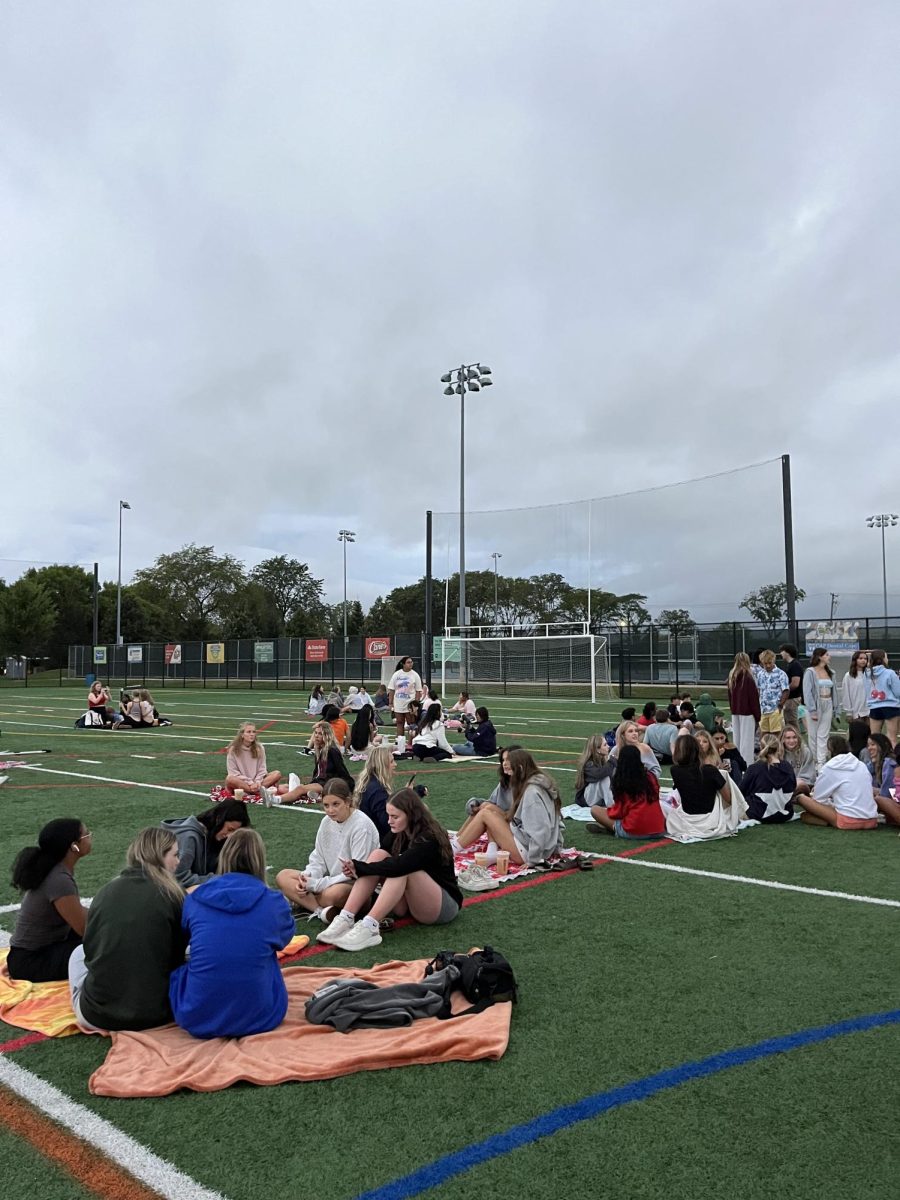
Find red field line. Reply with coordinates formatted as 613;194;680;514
0;1030;47;1053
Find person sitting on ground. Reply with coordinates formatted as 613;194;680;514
464;745;522;817
637;701;657;729
847;718;871;759
453;749;563;866
169;829;295;1038
574;734;614;806
678;700;697;725
288;721;353;804
753;649;790;735
643;710;679;765
319;704;350;752
694;692;725;732
667;694;682;722
349;703;379;754
794;734;882;829
452;706;497;756
446;691;477;731
161;800;252;889
353;746;397;843
587;743;665;839
225;722;284;798
318;788;463;951
610;720;662;779
86;681;120;727
694;728;724;769
8;818;90;982
326;688;344;710
712;729;747;787
779;726;816;798
621;707;637;723
669;734;733;827
861;732;898;800
411;703;454;761
739;735;797;823
117;689;157;729
68;828;186;1032
372;683;390;724
307;685;326;716
275;780;379;925
340;686;366;713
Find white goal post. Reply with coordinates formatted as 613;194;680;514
439;625;613;703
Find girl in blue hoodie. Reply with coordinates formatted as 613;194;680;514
865;650;900;745
169;829;294;1039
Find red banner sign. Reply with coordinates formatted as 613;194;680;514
305;639;329;663
164;644;182;665
365;637;392;660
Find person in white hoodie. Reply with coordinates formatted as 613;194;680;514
275;780;379;923
794;734;879;829
411;703;454;762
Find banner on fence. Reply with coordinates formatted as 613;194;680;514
803;621;860;655
93;646;107;665
305;639;329;662
164;644;182;666
127;645;143;664
434;637;460;663
254;641;274;664
365;637;391;660
206;643;225;665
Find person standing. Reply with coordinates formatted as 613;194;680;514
727;652;760;769
865;650;900;745
803;648;837;769
778;645;804;728
840;650;870;723
387;656;423;741
753;650;789;736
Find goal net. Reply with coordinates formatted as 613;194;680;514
440;625;612;702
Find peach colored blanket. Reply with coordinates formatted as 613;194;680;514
89;957;512;1097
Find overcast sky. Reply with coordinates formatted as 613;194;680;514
3;2;899;623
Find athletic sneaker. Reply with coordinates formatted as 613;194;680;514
317;913;354;944
259;785;279;808
333;921;382;952
457;866;499;892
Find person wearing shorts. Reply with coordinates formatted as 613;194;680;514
754;651;789;735
387;656;423;740
794;733;880;829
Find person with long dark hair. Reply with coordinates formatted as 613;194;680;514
349;704;379;754
8;818;90;981
840;650;870;723
586;744;664;838
318;788;462;951
861;732;898;799
803;647;837;769
68;828;186;1031
387;655;423;740
411;703;454;761
161;800;251;889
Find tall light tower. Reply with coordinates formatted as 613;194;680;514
866;513;898;627
439;363;493;630
116;500;131;646
338;529;356;680
491;551;502;624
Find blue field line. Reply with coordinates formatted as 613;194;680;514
356;1008;900;1200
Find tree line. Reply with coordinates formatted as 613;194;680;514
0;542;803;661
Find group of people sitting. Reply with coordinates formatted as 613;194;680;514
7;726;566;1032
80;681;172;729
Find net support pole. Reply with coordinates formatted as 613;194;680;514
425;509;433;688
589;634;596;704
587;500;592;628
781;453;798;644
91;562;99;650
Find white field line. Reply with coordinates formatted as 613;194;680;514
1;897;93;916
593;854;900;909
77;759;103;764
130;754;156;760
0;719;73;731
179;750;204;754
0;1056;228;1200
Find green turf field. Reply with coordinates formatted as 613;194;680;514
1;689;898;1200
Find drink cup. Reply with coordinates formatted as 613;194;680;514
234;788;244;802
474;852;489;870
495;850;510;876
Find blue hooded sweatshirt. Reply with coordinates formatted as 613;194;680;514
169;873;294;1039
866;664;900;712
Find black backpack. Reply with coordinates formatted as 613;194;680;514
425;946;518;1017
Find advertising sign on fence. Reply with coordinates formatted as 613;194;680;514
206;643;226;665
305;639;329;662
365;637;391;660
93;646;107;665
127;645;143;664
804;620;860;655
254;641;274;664
164;644;182;665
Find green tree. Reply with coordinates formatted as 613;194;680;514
656;608;696;634
740;583;806;638
249;556;326;634
132;544;245;638
0;577;58;657
22;565;95;664
326;600;365;638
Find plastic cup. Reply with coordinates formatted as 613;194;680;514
234;788;244;802
474;853;489;869
495;850;510;876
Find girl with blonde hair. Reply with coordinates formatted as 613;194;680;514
353;745;396;841
575;734;614;807
282;721;352;805
610;721;661;779
225;722;284;798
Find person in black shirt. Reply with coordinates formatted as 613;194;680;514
317;788;462;951
671;733;730;814
778;645;804;728
712;729;748;787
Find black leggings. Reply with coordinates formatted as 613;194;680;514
7;930;82;982
412;746;452;762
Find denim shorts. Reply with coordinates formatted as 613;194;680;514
614;821;663;840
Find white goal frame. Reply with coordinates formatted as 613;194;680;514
439;628;612;703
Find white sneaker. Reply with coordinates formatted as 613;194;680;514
259;785;280;808
334;920;382;952
317;913;354;944
457;866;499;892
288;772;301;791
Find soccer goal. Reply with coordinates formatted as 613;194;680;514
440;624;613;702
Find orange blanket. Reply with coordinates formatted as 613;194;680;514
89;957;512;1097
0;949;81;1039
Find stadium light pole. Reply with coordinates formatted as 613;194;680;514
866;513;898;626
439;363;493;631
116;500;131;647
491;551;502;624
338;529;356;680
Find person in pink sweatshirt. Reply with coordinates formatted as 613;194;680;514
225;723;284;798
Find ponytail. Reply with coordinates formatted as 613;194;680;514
11;818;83;892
